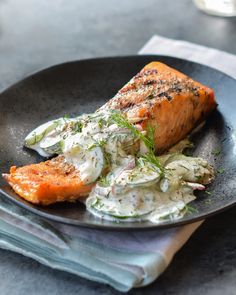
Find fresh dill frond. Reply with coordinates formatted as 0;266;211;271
110;112;154;152
91;198;103;208
73;121;83;133
212;147;221;157
88;139;106;151
146;125;155;152
98;117;107;129
184;204;198;215
110;111;165;174
159;214;173;221
104;151;112;166
138;153;165;176
217;167;225;174
98;176;110;187
63;114;70;118
62;114;71;123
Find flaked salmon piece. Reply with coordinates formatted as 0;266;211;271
100;62;216;153
2;155;94;205
3;61;216;205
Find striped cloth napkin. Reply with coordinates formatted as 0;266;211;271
1;35;236;292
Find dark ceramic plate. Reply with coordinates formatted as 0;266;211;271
0;55;236;230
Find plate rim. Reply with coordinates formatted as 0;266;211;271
0;54;236;230
0;188;235;230
1;54;236;95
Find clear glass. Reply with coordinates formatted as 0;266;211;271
193;0;236;16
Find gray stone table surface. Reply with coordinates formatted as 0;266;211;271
0;0;235;294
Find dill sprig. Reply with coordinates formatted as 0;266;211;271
146;124;155;152
184;204;198;215
98;176;110;187
88;139;106;151
217;167;225;174
138;153;164;176
110;111;164;174
63;114;70;120
110;112;154;152
69;121;83;134
212;147;221;157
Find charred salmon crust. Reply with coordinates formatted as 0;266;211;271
2;155;94;205
100;61;216;153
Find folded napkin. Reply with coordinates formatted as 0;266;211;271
1;35;236;292
140;35;236;79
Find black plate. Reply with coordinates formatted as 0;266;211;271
0;55;236;230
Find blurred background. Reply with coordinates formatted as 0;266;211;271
0;0;236;91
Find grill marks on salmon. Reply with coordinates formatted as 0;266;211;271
2;61;216;205
2;155;93;205
100;62;216;153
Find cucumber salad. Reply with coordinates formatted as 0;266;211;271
25;110;214;223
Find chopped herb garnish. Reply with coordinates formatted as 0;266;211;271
98;176;110;187
91;198;104;209
88;139;106;151
110;111;164;174
62;114;71;124
205;190;212;195
104;151;112;166
73;121;83;133
110;112;155;152
212;148;221;157
98;117;106;129
147;94;154;100
217;167;225;174
179;164;190;170
138;153;164;176
196;175;202;182
159;214;173;221
146;125;155;152
63;114;70;119
184;204;198;215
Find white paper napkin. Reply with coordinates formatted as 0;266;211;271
140;35;236;79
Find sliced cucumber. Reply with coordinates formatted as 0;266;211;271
63;134;104;184
115;163;161;188
91;206;153;220
163;153;187;166
164;154;214;184
25;119;61;147
86;196;153;220
40;138;64;155
25;117;81;156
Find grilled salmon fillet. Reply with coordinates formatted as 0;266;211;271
2;61;216;205
2;156;94;205
100;62;216;153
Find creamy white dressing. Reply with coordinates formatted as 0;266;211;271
86;153;213;222
63;133;104;184
25;110;214;224
24;117;80;157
